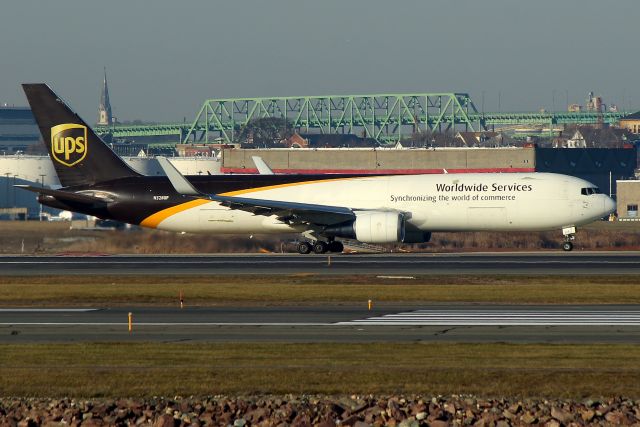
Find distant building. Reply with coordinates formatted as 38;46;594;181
396;132;457;148
455;131;501;147
0;107;40;154
97;68;113;126
553;126;634;149
175;143;233;157
619;111;640;134
615;180;640;219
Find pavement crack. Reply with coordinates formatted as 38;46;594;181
433;325;472;336
434;327;457;336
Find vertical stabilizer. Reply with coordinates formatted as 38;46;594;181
22;83;141;187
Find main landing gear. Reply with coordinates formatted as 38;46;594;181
297;239;344;254
561;226;576;252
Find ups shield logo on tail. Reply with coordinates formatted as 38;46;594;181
51;124;87;167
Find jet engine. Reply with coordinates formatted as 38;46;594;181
324;211;406;243
324;212;432;244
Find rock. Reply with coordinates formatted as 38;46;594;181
507;403;521;414
291;415;311;426
429;421;449;427
444;403;456;415
544;420;560;427
342;414;364;426
153;414;176;427
353;422;370;427
397;419;418;427
415;412;427;421
502;410;516;421
550;406;573;424
580;409;595;422
605;411;627;424
496;421;510;427
520;412;537;424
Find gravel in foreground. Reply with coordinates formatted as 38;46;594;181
1;395;639;426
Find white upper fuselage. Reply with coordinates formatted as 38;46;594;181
155;172;616;234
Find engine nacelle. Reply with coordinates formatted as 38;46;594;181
324;212;432;244
353;211;404;243
324;211;405;243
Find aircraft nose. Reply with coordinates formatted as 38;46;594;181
603;195;616;215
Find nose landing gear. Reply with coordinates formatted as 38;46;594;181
561;226;576;252
562;241;574;252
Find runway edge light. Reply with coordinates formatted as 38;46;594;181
128;312;132;333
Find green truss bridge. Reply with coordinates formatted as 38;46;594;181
94;93;629;144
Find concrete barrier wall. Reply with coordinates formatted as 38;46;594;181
222;148;536;174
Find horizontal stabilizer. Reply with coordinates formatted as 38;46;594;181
15;185;107;204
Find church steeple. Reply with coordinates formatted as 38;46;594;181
97;67;113;125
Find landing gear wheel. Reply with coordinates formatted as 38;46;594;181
562;241;573;252
313;241;328;254
327;241;344;253
297;241;312;254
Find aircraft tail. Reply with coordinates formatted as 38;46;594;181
22;83;141;187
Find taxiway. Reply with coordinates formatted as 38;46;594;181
1;252;639;275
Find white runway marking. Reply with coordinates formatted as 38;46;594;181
337;310;640;326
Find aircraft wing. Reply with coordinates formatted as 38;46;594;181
210;194;355;226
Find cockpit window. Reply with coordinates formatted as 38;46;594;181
581;187;601;195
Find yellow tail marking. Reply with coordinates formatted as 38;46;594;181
140;199;210;228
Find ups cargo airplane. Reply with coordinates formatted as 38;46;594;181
19;84;615;253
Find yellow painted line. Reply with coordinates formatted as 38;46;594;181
140;199;210;228
220;177;359;197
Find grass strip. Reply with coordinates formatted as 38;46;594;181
0;342;639;398
0;275;639;306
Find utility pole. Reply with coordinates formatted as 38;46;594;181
4;172;10;208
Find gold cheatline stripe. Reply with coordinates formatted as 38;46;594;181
141;177;361;228
220;177;359;197
140;199;210;228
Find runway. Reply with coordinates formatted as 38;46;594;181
1;252;640;275
2;305;640;343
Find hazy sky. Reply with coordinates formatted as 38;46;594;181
1;0;638;122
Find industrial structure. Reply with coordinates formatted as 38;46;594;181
93;93;628;145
